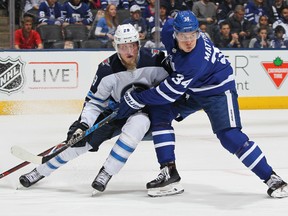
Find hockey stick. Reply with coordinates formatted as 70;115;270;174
0;144;64;179
11;110;118;165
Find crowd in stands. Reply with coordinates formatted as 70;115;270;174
12;0;288;49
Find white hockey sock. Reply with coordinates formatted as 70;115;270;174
103;133;137;175
36;143;92;177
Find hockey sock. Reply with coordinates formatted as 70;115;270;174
103;134;137;175
152;128;175;164
236;141;273;181
36;143;92;177
103;113;150;175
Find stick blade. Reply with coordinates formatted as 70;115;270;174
11;146;42;164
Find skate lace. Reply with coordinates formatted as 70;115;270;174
155;166;170;182
25;169;42;183
266;174;284;190
96;169;111;185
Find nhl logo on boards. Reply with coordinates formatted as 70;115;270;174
0;57;25;94
261;57;288;88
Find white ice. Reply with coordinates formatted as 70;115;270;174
1;110;288;216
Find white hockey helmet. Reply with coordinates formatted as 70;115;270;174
113;23;140;51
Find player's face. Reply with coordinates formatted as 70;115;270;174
118;42;139;66
176;31;198;52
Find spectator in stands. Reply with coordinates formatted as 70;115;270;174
14;14;43;49
148;1;168;29
24;0;45;14
273;6;288;40
62;0;94;28
226;4;254;47
244;0;270;25
37;0;63;27
128;0;147;11
82;0;102;9
94;3;118;47
122;4;147;40
143;0;156;23
213;21;242;48
143;26;165;48
216;0;237;24
199;22;211;40
94;8;105;22
0;0;7;9
252;15;274;40
163;0;188;16
192;0;218;39
101;0;129;10
184;0;193;8
270;25;288;48
268;0;288;24
249;26;270;48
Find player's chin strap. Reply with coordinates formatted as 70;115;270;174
11;110;118;165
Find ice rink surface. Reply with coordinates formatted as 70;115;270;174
1;110;288;216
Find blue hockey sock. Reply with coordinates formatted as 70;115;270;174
236;141;273;181
152;129;175;164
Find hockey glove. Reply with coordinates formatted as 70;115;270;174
66;121;89;148
116;91;145;119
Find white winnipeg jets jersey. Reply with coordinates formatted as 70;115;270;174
80;47;171;127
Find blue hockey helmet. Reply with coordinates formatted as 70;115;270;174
173;10;199;33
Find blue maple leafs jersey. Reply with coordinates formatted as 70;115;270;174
38;1;63;25
136;18;236;105
62;1;93;25
80;48;170;126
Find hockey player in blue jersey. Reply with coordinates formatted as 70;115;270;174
18;24;175;194
115;10;288;198
62;0;93;26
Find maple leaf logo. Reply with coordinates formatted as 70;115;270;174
273;57;283;66
261;57;288;88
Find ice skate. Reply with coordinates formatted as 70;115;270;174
91;167;112;193
265;172;288;198
19;168;44;188
146;162;184;197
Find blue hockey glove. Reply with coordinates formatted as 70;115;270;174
116;91;145;119
66;121;89;147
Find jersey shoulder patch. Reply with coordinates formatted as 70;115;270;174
101;57;110;66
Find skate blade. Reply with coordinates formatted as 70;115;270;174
147;182;184;197
270;184;288;198
91;189;101;197
16;184;25;190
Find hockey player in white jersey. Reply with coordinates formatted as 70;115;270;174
115;10;288;198
19;24;177;194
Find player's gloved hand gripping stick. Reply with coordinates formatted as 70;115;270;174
10;110;118;165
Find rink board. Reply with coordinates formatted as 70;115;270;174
0;49;287;114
